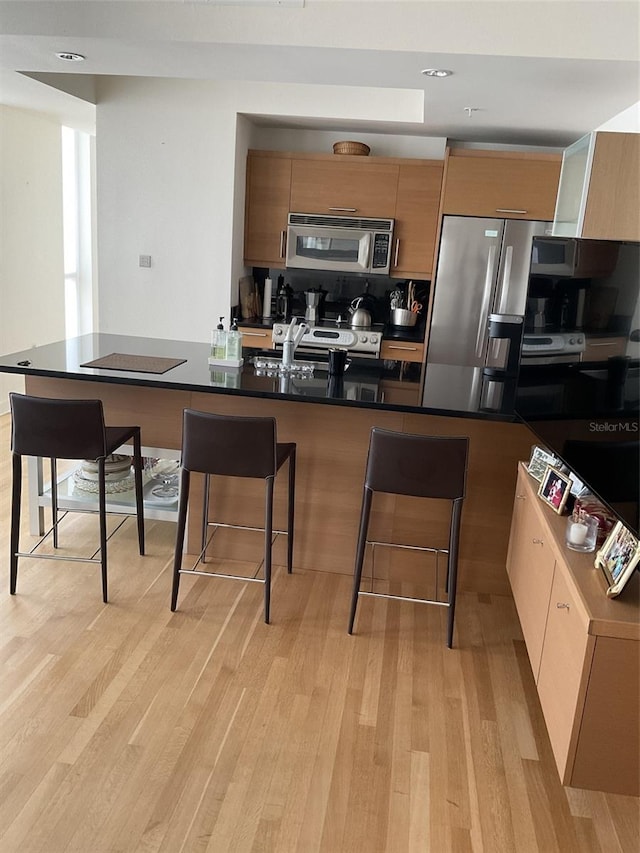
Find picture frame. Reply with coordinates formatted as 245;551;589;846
594;521;640;598
537;465;572;514
527;445;559;482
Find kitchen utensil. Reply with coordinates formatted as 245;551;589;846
410;301;422;314
390;289;403;310
350;297;372;329
391;308;418;327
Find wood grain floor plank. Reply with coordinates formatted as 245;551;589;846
0;412;638;852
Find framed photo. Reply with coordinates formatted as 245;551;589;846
537;465;572;514
594;521;640;598
527;445;559;482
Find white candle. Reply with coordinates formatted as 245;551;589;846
569;522;588;545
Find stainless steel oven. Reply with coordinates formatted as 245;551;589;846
520;331;585;365
272;319;383;358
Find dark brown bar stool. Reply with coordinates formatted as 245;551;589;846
348;428;469;648
9;393;145;603
170;409;296;623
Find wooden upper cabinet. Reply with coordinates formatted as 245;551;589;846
442;148;561;221
244;152;292;267
289;158;399;218
391;161;444;279
553;131;640;242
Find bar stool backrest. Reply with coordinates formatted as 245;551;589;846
10;394;107;461
365;428;468;500
181;409;277;479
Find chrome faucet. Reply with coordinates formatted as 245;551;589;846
281;320;307;368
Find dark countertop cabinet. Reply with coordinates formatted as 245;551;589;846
0;333;512;422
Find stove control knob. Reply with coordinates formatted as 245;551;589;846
569;337;575;345
577;336;584;345
273;327;283;338
360;335;368;343
370;334;379;344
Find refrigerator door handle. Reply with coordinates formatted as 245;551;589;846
495;245;513;314
475;245;497;359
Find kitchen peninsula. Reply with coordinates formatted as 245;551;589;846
1;333;535;595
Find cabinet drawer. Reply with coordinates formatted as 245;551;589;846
380;340;424;363
536;567;591;782
237;327;273;349
581;336;627;362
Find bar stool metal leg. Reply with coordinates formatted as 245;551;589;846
171;468;191;612
286;448;296;574
10;454;21;595
348;486;373;634
264;476;274;623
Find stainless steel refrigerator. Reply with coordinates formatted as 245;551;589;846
422;215;551;413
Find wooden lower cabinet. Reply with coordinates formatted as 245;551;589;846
505;487;556;680
581;335;628;362
380;339;424;363
237;325;274;349
507;463;640;795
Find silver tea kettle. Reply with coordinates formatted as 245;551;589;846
350;297;372;329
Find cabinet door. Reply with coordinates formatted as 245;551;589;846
290;159;398;218
536;567;591;783
244;155;291;267
442;151;561;221
583;133;640;242
506;474;556;680
391;162;443;279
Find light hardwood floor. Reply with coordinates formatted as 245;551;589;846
0;413;638;852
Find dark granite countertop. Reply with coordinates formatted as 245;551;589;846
0;333;511;421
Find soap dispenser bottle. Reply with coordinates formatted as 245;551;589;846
212;317;227;359
226;317;242;362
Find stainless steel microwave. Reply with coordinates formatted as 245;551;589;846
530;236;619;278
286;213;394;275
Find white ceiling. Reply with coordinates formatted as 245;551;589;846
1;0;639;147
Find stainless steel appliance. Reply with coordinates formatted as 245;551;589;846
304;289;323;324
530;236;619;278
286;213;394;275
272;319;382;357
423;215;551;412
520;331;585;364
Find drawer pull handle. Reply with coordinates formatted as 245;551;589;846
242;331;268;337
556;602;570;610
496;208;527;215
387;345;418;352
394;238;400;267
279;230;286;259
329;207;357;213
532;538;543;545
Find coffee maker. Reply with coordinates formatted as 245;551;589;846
304;289;323;325
526;296;553;332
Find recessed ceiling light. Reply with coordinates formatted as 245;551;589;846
421;69;453;78
55;52;85;62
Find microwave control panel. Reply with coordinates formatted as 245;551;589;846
372;232;391;269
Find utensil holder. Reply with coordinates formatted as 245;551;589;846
391;308;417;327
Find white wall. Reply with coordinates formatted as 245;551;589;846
94;76;430;343
0;105;65;413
